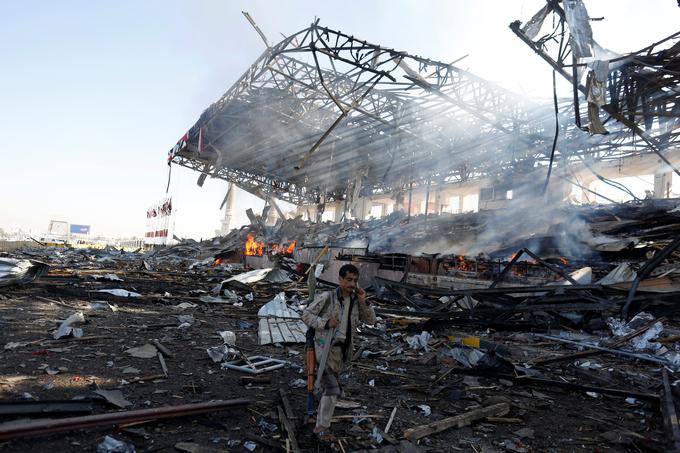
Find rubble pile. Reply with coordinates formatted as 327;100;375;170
2;200;680;451
213;199;680;258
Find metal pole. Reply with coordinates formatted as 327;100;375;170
0;399;252;442
407;181;413;222
424;177;431;218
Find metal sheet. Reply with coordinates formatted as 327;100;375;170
257;292;307;345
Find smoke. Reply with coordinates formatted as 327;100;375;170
194;26;653;261
350;172;603;259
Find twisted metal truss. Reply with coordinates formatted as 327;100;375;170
511;0;680;174
167;21;565;204
168;17;680;205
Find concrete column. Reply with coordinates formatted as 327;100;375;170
333;201;345;222
220;182;235;235
654;168;673;198
359;197;371;220
371;203;385;218
305;206;316;222
435;191;443;214
454;194;463;214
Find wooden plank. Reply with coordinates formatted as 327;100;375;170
279;388;295;421
384;406;398;433
152;340;174;357
157;352;168;377
661;369;680;452
403;403;509;440
258;319;272;345
277;406;301;453
240;376;271;385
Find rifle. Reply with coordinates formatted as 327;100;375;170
305;329;316;424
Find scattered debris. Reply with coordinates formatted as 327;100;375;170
222;356;287;374
53;312;85;340
403;403;510;440
96;435;135;453
94;389;132;408
0;258;49;287
124;344;158;359
93;289;141;298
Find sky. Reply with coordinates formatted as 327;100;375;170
1;0;678;240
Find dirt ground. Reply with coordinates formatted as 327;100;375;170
0;260;672;452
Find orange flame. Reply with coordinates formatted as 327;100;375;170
270;241;297;255
559;257;568;265
213;258;222;266
286;240;296;254
244;234;264;256
455;255;473;272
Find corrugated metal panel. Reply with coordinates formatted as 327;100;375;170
257;292;306;345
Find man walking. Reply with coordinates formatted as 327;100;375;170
302;263;376;440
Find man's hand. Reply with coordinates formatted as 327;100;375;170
356;287;367;304
326;316;339;328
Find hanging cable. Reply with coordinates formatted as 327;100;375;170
542;69;560;195
165;163;172;194
577;156;641;201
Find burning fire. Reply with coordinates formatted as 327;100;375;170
244;234;264;256
559;257;569;266
245;235;296;256
453;255;474;272
270;240;297;255
286;240;296;254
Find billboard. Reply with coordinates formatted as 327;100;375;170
145;196;173;245
70;224;91;235
48;220;69;237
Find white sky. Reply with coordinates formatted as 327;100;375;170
1;0;678;239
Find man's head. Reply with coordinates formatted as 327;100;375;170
338;263;360;295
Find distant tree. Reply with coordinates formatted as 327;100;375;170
0;228;7;239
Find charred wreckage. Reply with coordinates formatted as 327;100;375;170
4;1;680;452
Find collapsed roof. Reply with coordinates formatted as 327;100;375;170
511;0;680;176
168;8;680;205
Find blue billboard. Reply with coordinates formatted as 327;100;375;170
70;224;91;234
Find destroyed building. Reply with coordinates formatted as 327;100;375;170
3;1;680;452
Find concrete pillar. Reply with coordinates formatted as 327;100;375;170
454;194;463;214
359;197;371;220
220;183;236;235
333;202;344;222
305;206;316;222
654;168;673;198
373;203;385;218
